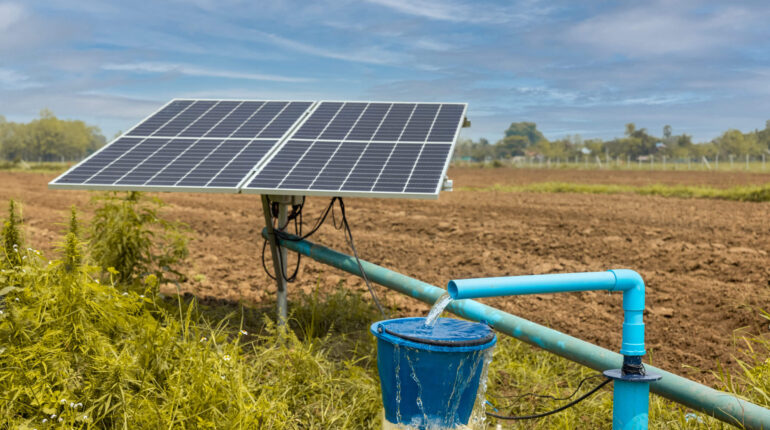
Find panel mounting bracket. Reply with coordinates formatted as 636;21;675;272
441;175;453;192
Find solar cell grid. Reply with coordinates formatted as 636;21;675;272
124;100;312;140
244;101;465;198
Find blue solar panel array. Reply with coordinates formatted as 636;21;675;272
51;99;314;191
244;101;465;197
50;99;466;198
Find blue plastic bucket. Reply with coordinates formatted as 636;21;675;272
371;317;497;429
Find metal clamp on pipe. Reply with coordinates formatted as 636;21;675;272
448;269;661;430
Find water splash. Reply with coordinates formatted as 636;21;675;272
405;352;429;425
468;347;495;428
424;293;453;328
395;345;402;424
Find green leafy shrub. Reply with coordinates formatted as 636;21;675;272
0;203;381;429
89;192;189;286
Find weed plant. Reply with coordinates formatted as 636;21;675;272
89;192;189;286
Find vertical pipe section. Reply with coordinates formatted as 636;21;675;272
264;230;770;429
614;381;651;429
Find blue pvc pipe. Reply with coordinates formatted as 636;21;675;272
449;269;645;356
449;269;652;428
447;272;618;298
614;380;651;429
263;229;770;429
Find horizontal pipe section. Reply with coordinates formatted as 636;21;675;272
448;269;647;356
448;271;618;299
265;229;770;429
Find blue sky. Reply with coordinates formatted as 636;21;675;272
1;0;769;143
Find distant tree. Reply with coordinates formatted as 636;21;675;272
535;138;574;159
503;122;546;147
668;134;693;158
584;139;604;156
715;129;762;156
497;135;530;157
759;120;770;152
0;110;105;162
663;125;672;139
625;123;636;136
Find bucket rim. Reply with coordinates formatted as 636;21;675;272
370;317;497;353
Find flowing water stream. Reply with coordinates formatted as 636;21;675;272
424;293;453;328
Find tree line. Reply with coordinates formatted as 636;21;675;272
0;110;106;163
2;110;769;164
454;121;770;162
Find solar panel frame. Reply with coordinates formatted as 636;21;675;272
49;99;316;194
241;100;467;199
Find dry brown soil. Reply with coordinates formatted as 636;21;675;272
2;168;769;383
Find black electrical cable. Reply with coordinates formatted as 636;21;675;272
490;373;605;402
336;198;387;318
261;196;307;282
486;377;612;421
260;196;388;318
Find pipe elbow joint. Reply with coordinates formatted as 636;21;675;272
610;269;646;356
610;269;645;312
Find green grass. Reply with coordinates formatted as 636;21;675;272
461;182;770;202
453;160;770;173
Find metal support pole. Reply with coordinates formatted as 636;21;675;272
261;195;290;324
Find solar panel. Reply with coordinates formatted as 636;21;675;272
242;101;466;199
49;99;314;192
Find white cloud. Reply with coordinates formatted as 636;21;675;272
0;2;23;31
363;0;546;24
567;4;756;56
0;67;39;89
102;62;313;83
259;32;406;65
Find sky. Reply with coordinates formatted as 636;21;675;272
1;0;769;143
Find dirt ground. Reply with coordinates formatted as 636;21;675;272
2;167;769;383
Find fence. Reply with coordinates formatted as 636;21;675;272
463;154;769;172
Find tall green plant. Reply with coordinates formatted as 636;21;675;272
1;200;23;268
61;206;83;273
89;192;188;286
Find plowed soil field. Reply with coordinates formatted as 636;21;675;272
2;168;769;383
